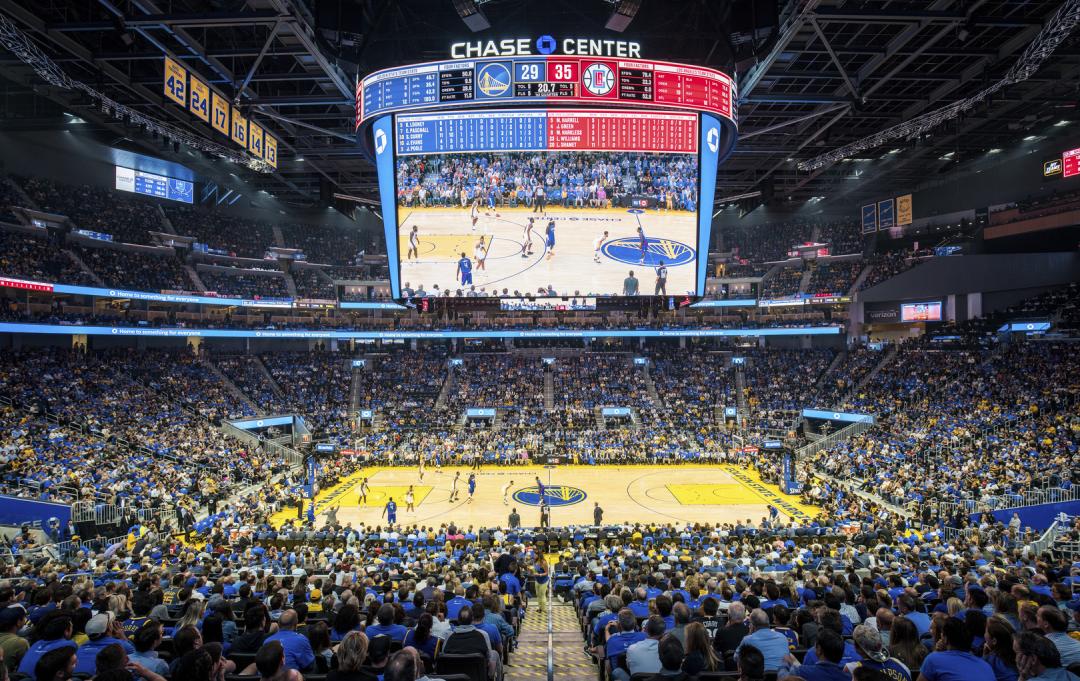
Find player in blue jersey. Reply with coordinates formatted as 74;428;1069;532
545;220;556;261
637;226;647;264
467;473;476;503
457;252;473;286
382;497;397;524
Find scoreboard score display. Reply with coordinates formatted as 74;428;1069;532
357;48;738;300
357;56;735;128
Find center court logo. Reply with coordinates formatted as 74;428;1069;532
602;237;696;267
512;485;587;507
477;62;512;97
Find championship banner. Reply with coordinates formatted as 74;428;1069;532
248;121;264;157
264;134;278;168
211;92;230;136
163;57;187;106
188;75;210;122
877;199;895;231
896;194;912;226
231;111;248;147
861;204;877;233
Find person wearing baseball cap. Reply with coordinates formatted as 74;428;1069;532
72;611;135;676
846;624;913;681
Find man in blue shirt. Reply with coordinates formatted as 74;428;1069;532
898;594;932;637
446;588;473;621
918;617;994;681
263;609;315;672
605;608;646;680
365;603;407;643
737;609;792;672
73;612;136;676
628;588;651;618
801;610;861;667
17;613;76;677
779;630;848;681
382;497;397;525
614;616;665;681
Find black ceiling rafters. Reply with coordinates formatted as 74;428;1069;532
0;0;1077;206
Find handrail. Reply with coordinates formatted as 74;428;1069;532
546;570;553;681
796;418;873;460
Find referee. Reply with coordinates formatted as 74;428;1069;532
654;260;668;296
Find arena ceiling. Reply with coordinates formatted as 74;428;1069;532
1;0;1078;208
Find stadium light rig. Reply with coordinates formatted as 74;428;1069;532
452;0;492;32
604;0;643;33
798;0;1080;172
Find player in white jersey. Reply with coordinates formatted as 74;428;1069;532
521;218;535;258
417;455;425;482
404;485;415;512
449;471;460;502
474;237;488;271
593;230;609;263
501;479;515;505
406;225;420;260
358;478;369;504
470;200;480;230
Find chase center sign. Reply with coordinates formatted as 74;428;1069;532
450;35;642;59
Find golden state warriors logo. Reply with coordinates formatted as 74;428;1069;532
512;485;587;507
477;63;511;98
602;236;696;267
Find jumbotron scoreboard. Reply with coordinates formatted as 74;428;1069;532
356;39;738;300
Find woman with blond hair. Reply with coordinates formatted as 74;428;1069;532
178;599;207;632
682;621;721;673
329;630;377;681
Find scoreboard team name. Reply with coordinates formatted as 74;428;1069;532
450;37;642;59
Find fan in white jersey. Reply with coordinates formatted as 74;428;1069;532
593;230;610;263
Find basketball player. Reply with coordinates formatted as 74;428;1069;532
545;220;556;261
655;260;668;296
404;485;415;512
406;225;420;260
358;477;369;505
593;230;609;264
521;218;535;258
417;454;425;482
457;252;473;287
470;199;481;231
474;237;488;271
534;475;545;500
636;226;648;264
449;471;460;502
382;496;397;524
501;479;515;505
467;473;476;503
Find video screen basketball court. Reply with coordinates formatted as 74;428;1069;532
394;110;702;297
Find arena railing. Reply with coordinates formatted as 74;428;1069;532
796;418;873;460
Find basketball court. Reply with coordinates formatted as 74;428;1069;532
396;205;698;297
275;464;818;529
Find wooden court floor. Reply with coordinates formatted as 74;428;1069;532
276;465;819;530
396;206;697;297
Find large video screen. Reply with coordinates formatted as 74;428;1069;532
115;166;193;204
900;301;942;322
385;109;710;298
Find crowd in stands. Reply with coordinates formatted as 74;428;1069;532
396;152;700;212
0;230;95;286
806;260;864;296
200;271;290;299
165;205;276;260
292;268;336;300
760;268;804;300
552;355;656;410
213;356;291;416
76;246;192;292
857;251;929;292
17;176;164;245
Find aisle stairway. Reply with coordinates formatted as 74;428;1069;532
504;600;593;681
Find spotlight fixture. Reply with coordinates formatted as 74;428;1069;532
451;0;491;32
605;0;642;33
